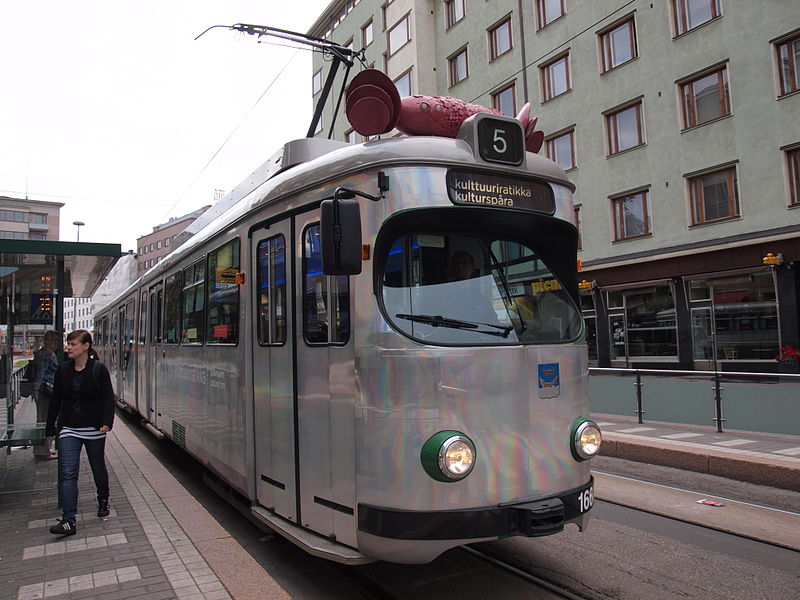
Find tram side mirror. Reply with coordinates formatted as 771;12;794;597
321;198;363;275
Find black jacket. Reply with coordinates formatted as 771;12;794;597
45;359;115;436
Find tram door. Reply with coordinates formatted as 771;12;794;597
146;283;162;427
251;221;297;521
294;211;356;546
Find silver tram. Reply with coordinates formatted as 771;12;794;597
95;111;602;564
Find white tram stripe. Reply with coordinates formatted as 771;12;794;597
713;439;757;447
774;446;800;456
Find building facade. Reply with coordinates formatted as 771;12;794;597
136;206;210;275
309;0;800;372
0;196;63;241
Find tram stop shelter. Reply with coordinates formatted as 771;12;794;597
0;240;122;452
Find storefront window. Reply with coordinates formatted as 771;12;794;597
580;293;598;363
609;315;626;359
626;286;677;357
711;272;778;361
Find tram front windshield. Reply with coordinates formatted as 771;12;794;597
381;233;582;345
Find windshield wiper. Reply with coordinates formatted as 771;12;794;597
486;244;527;333
395;314;513;338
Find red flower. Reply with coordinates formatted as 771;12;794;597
776;345;800;362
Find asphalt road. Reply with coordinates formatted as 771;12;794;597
121;411;800;599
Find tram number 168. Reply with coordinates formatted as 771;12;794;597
577;486;594;513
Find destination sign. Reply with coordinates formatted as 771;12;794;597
446;170;555;214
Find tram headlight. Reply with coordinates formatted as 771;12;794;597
571;418;602;461
421;431;476;482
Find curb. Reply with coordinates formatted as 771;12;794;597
599;432;800;492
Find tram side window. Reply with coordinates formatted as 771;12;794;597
163;273;181;344
124;299;135;372
139;292;147;345
303;224;350;344
208;239;240;344
182;260;205;344
257;235;287;345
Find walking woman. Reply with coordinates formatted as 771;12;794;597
45;330;115;536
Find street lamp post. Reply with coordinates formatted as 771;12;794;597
73;221;85;242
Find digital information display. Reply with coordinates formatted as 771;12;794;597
446;170;556;214
477;117;524;166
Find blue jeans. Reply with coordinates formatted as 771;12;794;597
57;435;109;523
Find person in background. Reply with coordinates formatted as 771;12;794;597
45;330;115;536
32;330;60;460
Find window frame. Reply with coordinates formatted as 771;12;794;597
207;238;240;345
448;46;469;87
785;146;800;207
257;235;287;346
688;165;740;225
605;99;645;156
491;83;516;117
599;17;637;73
362;18;374;48
672;0;722;37
302;223;351;346
394;69;412;98
536;0;565;30
611;189;651;241
445;0;465;29
775;33;800;97
163;272;181;344
679;65;731;129
387;13;411;56
540;53;571;102
488;16;513;61
544;128;576;171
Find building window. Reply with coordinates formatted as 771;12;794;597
30;213;47;224
312;69;323;95
541;54;570;101
394;70;411;97
489;17;512;60
344;129;357;144
606;100;645;155
537;0;565;29
449;47;469;86
612;189;651;240
689;165;739;225
165;237;170;247
545;128;576;170
492;84;516;117
362;19;373;47
786;147;800;206
672;0;721;37
599;18;637;72
445;0;465;29
680;66;730;129
775;33;800;97
388;14;410;56
0;210;26;222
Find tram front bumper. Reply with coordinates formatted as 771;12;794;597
358;476;594;540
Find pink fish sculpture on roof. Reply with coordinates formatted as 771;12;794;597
345;69;545;154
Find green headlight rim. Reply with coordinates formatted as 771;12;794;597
420;430;476;482
570;417;601;461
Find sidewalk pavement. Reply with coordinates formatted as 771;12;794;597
0;403;291;600
593;412;800;492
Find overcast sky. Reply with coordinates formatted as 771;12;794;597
0;0;332;251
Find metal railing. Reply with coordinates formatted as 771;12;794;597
589;367;800;433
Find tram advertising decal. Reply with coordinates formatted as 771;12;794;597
446;170;555;214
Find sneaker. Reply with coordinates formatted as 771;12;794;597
97;499;110;518
49;520;76;536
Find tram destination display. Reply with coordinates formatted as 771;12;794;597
446;170;556;214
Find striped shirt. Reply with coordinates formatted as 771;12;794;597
58;426;107;441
